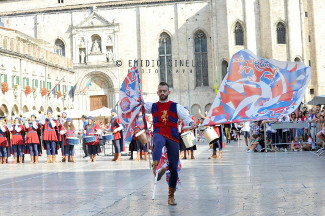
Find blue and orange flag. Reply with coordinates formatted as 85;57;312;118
204;49;311;125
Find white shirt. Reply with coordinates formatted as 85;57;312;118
241;122;250;132
279;115;290;132
144;101;194;126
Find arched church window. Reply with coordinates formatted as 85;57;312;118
222;60;228;80
54;39;65;56
234;22;244;46
276;22;286;44
159;32;173;87
194;30;209;87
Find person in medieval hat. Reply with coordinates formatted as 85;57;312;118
109;108;124;161
40;110;61;163
84;116;101;162
63;118;77;163
25;114;41;163
9;117;26;164
0;117;9;164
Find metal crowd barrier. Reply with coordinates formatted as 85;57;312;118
262;121;323;152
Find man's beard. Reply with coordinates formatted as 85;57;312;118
159;94;168;101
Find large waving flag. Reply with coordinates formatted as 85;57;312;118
119;66;144;141
204;49;311;125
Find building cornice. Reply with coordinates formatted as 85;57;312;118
0;0;203;16
0;48;74;73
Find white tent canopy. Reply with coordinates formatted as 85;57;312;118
64;109;88;119
89;107;111;117
307;95;325;105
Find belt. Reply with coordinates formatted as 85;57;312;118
45;129;55;132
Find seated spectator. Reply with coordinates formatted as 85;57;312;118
247;134;259;153
302;136;313;151
291;136;301;151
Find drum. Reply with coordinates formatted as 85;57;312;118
203;126;220;144
180;131;196;148
67;137;80;145
135;130;147;146
102;134;114;141
83;136;96;144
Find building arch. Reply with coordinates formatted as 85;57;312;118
233;20;245;46
11;104;19;116
205;103;212;114
54;38;66;56
0;104;9;117
22;105;29;113
191;104;201;119
158;32;173;87
221;60;229;80
194;30;209;87
275;21;286;44
294;56;302;62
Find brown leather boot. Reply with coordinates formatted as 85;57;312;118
71;156;75;163
30;156;34;164
116;153;121;161
46;155;51;163
34;156;39;163
0;157;2;164
217;150;223;159
209;150;217;159
112;153;117;161
52;155;56;163
19;157;23;164
168;187;177;205
135;152;141;161
152;160;165;181
144;152;148;161
14;157;18;164
3;157;7;164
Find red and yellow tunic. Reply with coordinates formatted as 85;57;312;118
25;122;40;144
43;119;58;141
110;117;122;140
64;129;75;146
84;123;100;145
152;101;179;143
11;125;25;145
0;126;9;147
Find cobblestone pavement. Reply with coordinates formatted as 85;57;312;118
0;141;325;216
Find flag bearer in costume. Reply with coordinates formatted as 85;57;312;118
40;110;61;163
109;109;123;161
25;115;41;163
9;117;25;164
0;117;9;164
144;82;197;205
84;116;101;162
63;118;77;163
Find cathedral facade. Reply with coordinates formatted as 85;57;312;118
0;0;323;119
